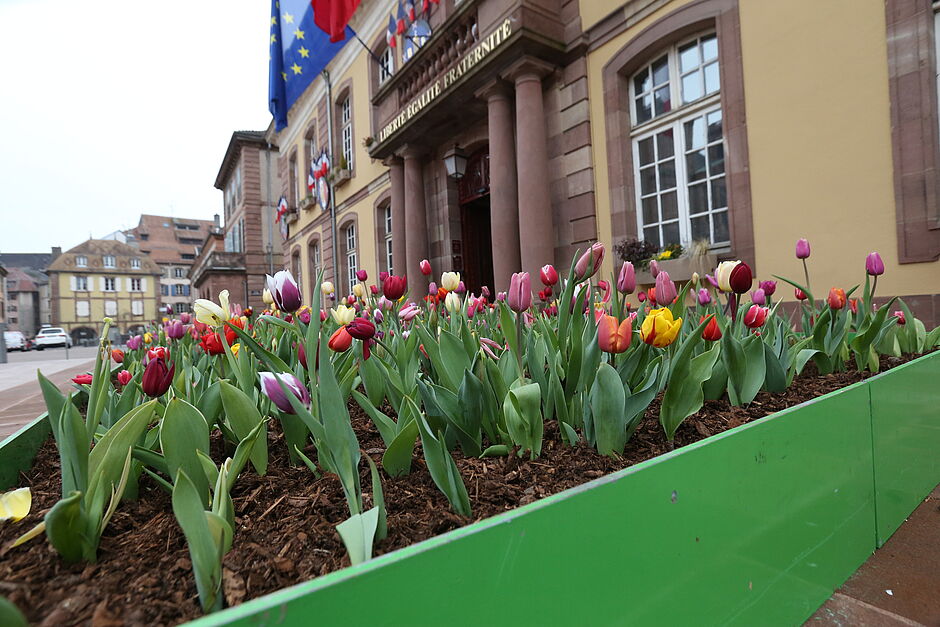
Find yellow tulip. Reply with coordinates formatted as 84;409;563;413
444;291;461;313
0;487;31;522
230;343;241;357
194;289;230;326
640;307;682;348
321;281;335;296
262;288;275;305
143;332;153;344
441;271;460;292
331;304;355;325
352;283;365;299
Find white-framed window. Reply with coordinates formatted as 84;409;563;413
131;277;142;291
131;300;143;316
630;32;727;248
104;277;116;292
105;300;118;316
130;258;141;269
310;240;321;282
174;284;186;296
383;204;393;275
75;276;88;291
235;165;242;204
75;255;87;268
174;303;187;314
174;267;185;278
379;46;395;84
76;301;90;317
340;97;353;170
345;223;357;295
103;255;116;268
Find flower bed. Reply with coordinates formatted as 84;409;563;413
0;242;937;626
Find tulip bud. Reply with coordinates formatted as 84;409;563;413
117;370;132;387
728;262;752;294
297;307;311;324
72;374;93;385
849;299;858;314
655;271;677;305
697;288;712;305
795;288;808;301
638;291;647;303
373;309;384;324
893;310;906;325
444;291;461;313
508;272;532;313
382;274;407;300
456;281;466;294
370;285;379;295
649;259;660;278
574;242;605;281
141;357;174;398
441;272;460;292
165;320;185;340
126;335;142;350
743;305;770;329
481;286;491;299
428;282;438;295
617;262;636;294
419;259;432;276
328;327;353;352
795;238;811;260
262;289;275;305
691;272;700;285
321;281;335;296
539;264;559;286
700;315;722;341
352;283;365;299
597;314;633;354
259;372;310;414
111;349;125;363
759;280;777;297
356;269;368;282
865;252;885;276
750;288;766;306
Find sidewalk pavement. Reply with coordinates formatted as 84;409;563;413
0;356;96;440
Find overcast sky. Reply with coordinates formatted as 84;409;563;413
0;0;271;253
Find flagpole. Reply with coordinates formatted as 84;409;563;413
351;31;382;64
323;69;339;288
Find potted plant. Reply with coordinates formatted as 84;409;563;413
332;156;352;186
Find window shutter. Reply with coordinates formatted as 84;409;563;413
70;276;76;291
141;278;147;292
99;276;105;291
114;277;121;292
184;285;191;296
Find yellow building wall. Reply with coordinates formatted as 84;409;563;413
587;0;940;300
56;273;159;331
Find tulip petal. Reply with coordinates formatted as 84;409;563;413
0;487;31;522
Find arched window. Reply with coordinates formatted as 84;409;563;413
291;248;302;292
308;238;321;292
343;222;357;295
340;96;353;170
379;46;395;84
630;32;726;248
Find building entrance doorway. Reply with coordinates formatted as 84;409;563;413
458;149;494;295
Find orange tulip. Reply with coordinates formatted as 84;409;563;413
328;327;353;352
827;287;846;310
597;314;632;354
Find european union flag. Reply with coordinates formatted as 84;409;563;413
269;0;353;131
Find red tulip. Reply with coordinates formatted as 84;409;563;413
419;259;432;276
346;317;376;340
111;349;125;363
827;288;846;310
117;370;132;387
382;274;407;300
72;373;93;385
597;314;632;354
893;310;906;325
700;315;722;341
200;332;224;355
795;288;808;301
743;305;769;329
147;346;168;362
728;262;752;294
539;264;558;286
849;299;858;314
328;327;353;352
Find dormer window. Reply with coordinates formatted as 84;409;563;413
103;255;116;268
131;258;141;269
75;255;87;267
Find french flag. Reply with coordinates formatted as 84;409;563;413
396;1;407;34
386;14;397;47
422;0;439;12
405;0;416;21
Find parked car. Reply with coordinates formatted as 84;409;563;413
34;327;73;349
3;331;29;351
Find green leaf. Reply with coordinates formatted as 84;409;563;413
57;401;89;498
226;421;266;493
336;507;380;566
87;401;156;509
762;341;788;393
0;596;28;627
196;381;223;429
352;389;396;446
366;456;387;540
359;353;387;407
382;418;419;477
623;359;662;440
560;422;580;446
161;399;211;506
37;370;67;443
413;401;471;516
172;470;223;613
661;319;721;442
589;363;627;457
44;491;86;563
219;382;268;476
503;382;543;458
480;444;511;457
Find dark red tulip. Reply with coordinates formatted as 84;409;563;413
142;357;174;397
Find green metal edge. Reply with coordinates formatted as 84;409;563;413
0;413;50;490
868;352;940;545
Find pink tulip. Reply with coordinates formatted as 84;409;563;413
419;259;432;276
655;271;677;305
508;272;532;313
865;252;885;276
697;288;712;305
179;312;192;324
759;280;777;297
356;269;368;282
750;288;766;306
574;242;605;281
617;262;636;294
539;264;558;286
795;238;811;259
649;260;660;278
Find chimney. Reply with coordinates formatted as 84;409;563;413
51;246;62;261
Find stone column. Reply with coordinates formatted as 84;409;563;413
386;157;407;278
477;80;520;294
402;147;430;297
507;59;555;281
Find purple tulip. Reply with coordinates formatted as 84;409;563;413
165;320;184;340
697;288;712;305
705;274;719;289
265;270;303;313
481;286;491;299
179;312;192;324
141;357;174;398
649;260;660;278
297;308;311;324
126;335;143;350
655;271;677;305
373;309;384;324
795;238;811;260
356;269;368;282
259;372;310;414
496;291;507;302
759;280;777;297
508;272;532;313
428;282;438;295
865;252;884;276
379;271;389;282
617;262;636;294
456;281;466;294
750;288;766;306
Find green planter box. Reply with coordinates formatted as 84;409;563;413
2;352;938;626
